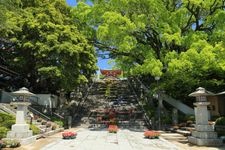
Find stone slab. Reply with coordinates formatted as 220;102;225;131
195;124;214;132
7;124;33;138
192;131;218;139
7;130;33;138
188;136;223;146
11;124;30;132
20;136;36;145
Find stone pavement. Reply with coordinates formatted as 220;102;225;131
14;128;225;150
41;129;179;150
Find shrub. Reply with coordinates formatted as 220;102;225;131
0;113;15;122
0;113;15;129
178;114;195;123
2;139;20;148
215;117;225;126
54;120;63;127
30;124;40;135
215;117;225;136
210;116;220;121
0;127;9;139
2;119;15;129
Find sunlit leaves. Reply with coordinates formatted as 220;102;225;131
74;0;225;97
1;0;97;92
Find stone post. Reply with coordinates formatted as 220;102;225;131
172;108;178;125
188;87;222;146
68;116;72;129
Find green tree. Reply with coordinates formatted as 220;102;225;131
0;0;21;65
0;0;21;32
2;0;97;92
73;0;225;100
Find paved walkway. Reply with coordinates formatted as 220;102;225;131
15;128;225;150
41;129;178;150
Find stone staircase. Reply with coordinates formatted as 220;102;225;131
76;79;148;131
0;103;16;115
0;103;63;137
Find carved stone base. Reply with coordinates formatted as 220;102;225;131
191;131;218;139
20;136;36;145
188;136;222;146
195;124;214;132
7;124;33;138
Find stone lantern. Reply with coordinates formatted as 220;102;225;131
188;87;222;146
6;87;36;145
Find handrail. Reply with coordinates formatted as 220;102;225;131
135;77;150;92
127;79;152;128
28;106;50;121
161;93;194;115
52;112;64;119
0;104;16;115
132;77;194;115
74;81;95;117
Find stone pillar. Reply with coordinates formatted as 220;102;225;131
172;108;178;125
68;116;72;129
15;105;27;124
188;87;222;146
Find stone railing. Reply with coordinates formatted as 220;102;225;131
0;103;16;115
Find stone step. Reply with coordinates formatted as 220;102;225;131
161;133;187;141
176;129;191;136
38;125;47;129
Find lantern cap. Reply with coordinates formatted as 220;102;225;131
189;87;214;97
12;87;35;96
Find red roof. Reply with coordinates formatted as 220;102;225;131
100;69;122;77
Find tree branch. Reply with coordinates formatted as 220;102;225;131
181;13;194;33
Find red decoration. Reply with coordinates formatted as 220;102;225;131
100;69;122;78
144;130;160;139
108;125;118;133
62;131;77;139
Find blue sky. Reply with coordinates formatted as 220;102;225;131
66;0;76;6
66;0;114;70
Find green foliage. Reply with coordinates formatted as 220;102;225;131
29;124;40;135
0;113;15;129
215;117;225;136
211;116;220;121
0;113;15;139
178;114;195;123
54;120;64;127
1;138;20;148
215;117;225;126
0;127;9;139
72;0;225;101
1;0;97;93
0;112;15;121
105;82;111;97
0;0;21;33
2;120;15;129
